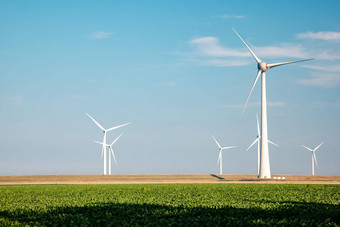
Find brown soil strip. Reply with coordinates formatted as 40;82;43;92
0;174;339;185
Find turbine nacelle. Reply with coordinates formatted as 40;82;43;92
258;62;268;72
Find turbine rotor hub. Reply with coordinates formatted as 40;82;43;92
258;61;268;72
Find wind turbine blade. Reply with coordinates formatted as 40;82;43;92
268;140;279;147
232;28;261;63
93;141;104;145
111;147;117;164
314;141;324;151
212;135;222;149
256;114;260;136
111;133;123;146
107;122;130;132
101;146;104;158
222;146;237;150
247;138;259;151
242;70;261;114
86;113;105;131
267;58;314;69
313;152;318;167
302;145;313;152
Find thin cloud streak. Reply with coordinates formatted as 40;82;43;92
303;65;340;72
298;73;340;88
297;31;340;41
188;32;340;68
254;44;306;59
221;14;246;19
90;31;113;39
190;37;309;59
313;52;340;60
190;37;249;57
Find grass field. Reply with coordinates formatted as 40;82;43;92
0;184;339;226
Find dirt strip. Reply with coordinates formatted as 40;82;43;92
0;174;339;185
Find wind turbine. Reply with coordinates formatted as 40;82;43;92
302;141;324;175
233;28;313;178
94;133;123;175
247;114;279;175
86;113;130;175
212;135;237;175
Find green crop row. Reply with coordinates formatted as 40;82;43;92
0;184;339;226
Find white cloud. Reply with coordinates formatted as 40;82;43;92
313;52;340;60
303;64;340;72
190;37;308;59
190;37;248;57
188;37;252;67
300;64;340;87
91;31;112;39
298;73;340;88
187;34;340;70
221;14;246;19
297;31;340;41
254;44;306;58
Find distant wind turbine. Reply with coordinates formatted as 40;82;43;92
302;142;324;175
94;133;123;175
212;135;237;175
86;113;130;175
233;28;313;178
247;114;279;175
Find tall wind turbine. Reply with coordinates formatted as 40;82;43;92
247;114;279;175
94;133;123;175
233;28;313;178
86;113;130;175
212;135;237;175
302;141;324;175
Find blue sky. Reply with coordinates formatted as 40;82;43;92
1;0;339;175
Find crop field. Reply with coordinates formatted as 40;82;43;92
0;184;339;226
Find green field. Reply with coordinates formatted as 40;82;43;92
0;184;339;226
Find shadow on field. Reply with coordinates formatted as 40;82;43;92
209;174;226;181
0;201;338;226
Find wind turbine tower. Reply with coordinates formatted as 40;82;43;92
94;133;123;175
233;28;313;178
212;135;236;175
86;113;130;175
247;114;278;175
302;142;324;175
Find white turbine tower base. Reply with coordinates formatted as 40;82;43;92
302;142;324;175
233;28;313;179
212;135;237;175
86;113;130;175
